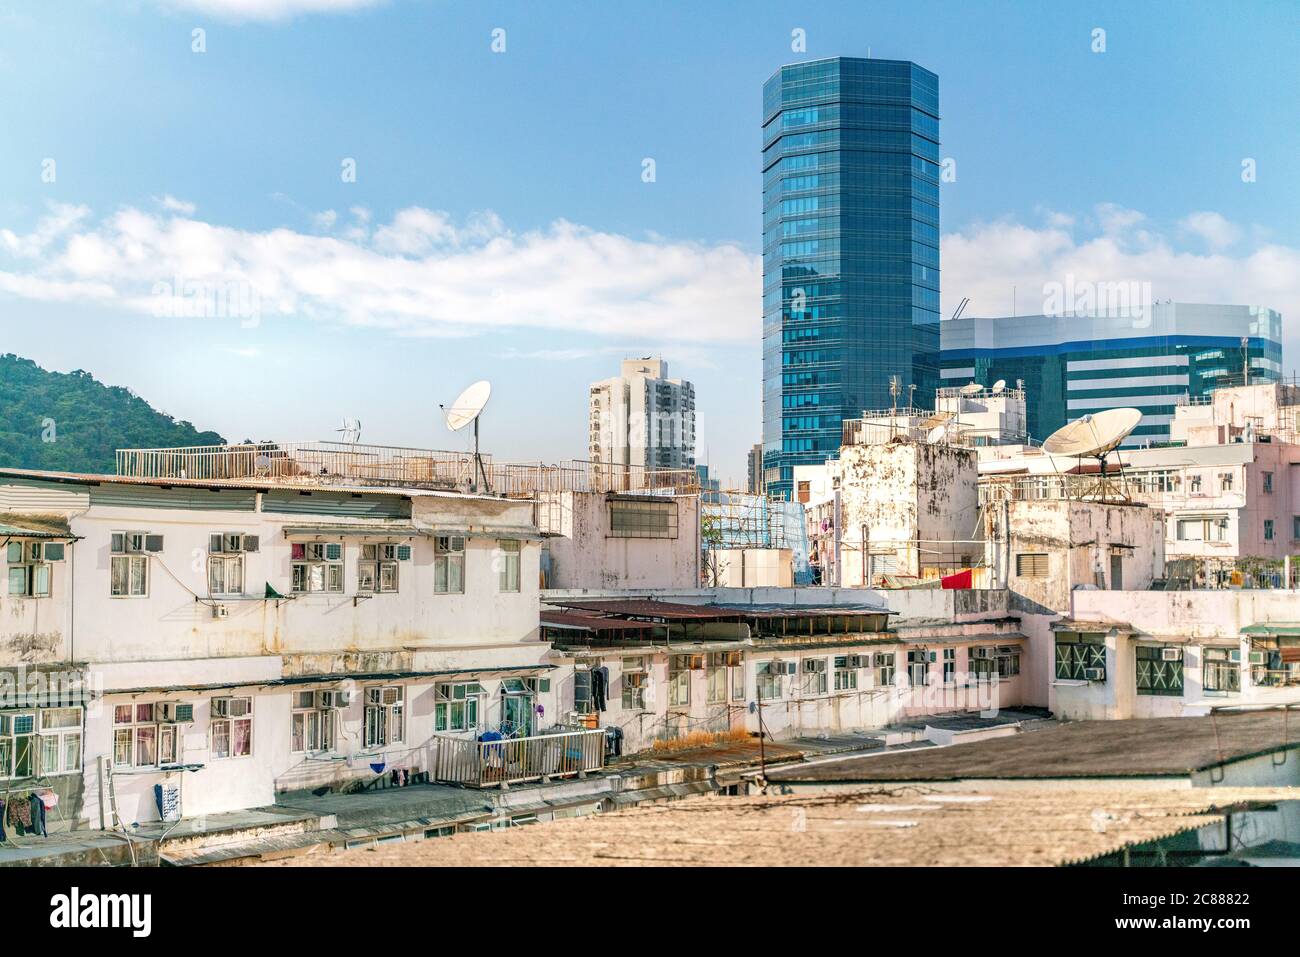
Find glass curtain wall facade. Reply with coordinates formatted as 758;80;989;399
762;57;940;499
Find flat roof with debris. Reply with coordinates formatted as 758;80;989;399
545;598;891;622
769;713;1300;783
257;784;1299;868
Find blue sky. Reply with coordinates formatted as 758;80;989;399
1;0;1297;484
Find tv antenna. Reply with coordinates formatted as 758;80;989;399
440;380;492;493
336;417;362;445
1041;408;1142;502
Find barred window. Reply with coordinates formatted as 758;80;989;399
1016;553;1049;578
609;499;678;539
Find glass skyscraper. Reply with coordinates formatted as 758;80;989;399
762;57;940;499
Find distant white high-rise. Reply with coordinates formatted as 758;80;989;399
589;358;696;471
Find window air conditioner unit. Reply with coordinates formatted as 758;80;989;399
688;655;705;670
38;542;66;561
782;661;797;676
1083;667;1105;681
1161;648;1182;661
1248;651;1267;665
212;604;229;619
211;697;231;717
379;687;401;706
974;647;991;658
144;534;165;553
159;702;194;724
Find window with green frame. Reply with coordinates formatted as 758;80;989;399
1055;634;1106;681
1135;646;1183;696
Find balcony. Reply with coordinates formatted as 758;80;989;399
430;728;607;788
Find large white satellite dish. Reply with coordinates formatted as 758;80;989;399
440;380;493;492
443;380;491;432
1042;408;1142;457
927;425;947;444
959;381;983;396
1041;408;1143;502
991;379;1006;394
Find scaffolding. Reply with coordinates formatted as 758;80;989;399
700;491;811;584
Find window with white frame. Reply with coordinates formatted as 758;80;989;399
359;543;406;593
706;652;737;703
6;540;54;598
943;648;956;683
874;652;896;687
434;683;484;732
497;539;521;592
364;686;404;747
621;657;647;710
434;536;465;594
755;661;789;700
291;691;335;752
802;657;828;695
1203;648;1241;694
833;655;859;691
1220;471;1234;492
668;655;693;706
291;542;343;593
207;532;253;596
110;532;152;597
114;702;180;767
0;712;36;778
38;707;82;776
907;650;930;687
210;696;253;759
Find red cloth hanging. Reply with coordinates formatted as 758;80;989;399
941;568;973;590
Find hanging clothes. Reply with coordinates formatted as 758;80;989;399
7;793;31;833
28;793;46;838
0;799;6;843
591;667;608;712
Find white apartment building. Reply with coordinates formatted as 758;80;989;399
589;358;696;472
0;459;556;831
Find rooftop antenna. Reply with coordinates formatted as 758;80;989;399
1041;407;1143;502
950;297;971;321
440;379;492;493
889;375;901;418
336;417;362;445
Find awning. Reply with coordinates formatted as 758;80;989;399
100;663;555;696
281;524;420;538
1241;623;1300;638
426;526;546;542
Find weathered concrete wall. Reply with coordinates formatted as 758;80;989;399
838;442;979;582
712;549;793;588
540;492;699;590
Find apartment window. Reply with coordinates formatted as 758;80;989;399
291;542;343;593
755;661;784;701
1015;553;1049;578
6;541;52;598
291;691;335;752
995;646;1021;678
1189;474;1202;493
833;655;859;691
801;657;828;696
359;543;405;594
1263;472;1274;494
608;499;678;539
968;647;996;681
668;655;693;706
364;686;404;747
1294;516;1300;541
497;539;521;593
1203;648;1241;694
434;683;484;732
1055;634;1105;681
36;708;81;776
0;713;36;778
1265;519;1275;541
907;650;930;687
621;657;647;710
113;702;179;767
110;532;152;597
573;669;594;715
943;648;956;684
874;652;896;687
434;536;465;594
210;697;253;759
1220;472;1234;492
706;652;730;703
1176;516;1228;542
1135;646;1183;697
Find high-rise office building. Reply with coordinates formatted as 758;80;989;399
746;443;764;495
589;358;696;471
762;56;941;499
939;303;1283;446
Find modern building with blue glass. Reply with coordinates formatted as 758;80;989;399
762;57;941;499
939;303;1283;446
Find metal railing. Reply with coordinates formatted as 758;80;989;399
116;443;698;496
430;728;606;788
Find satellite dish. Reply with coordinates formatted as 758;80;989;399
992;379;1006;394
336;417;361;444
442;380;491;432
919;410;954;430
927;425;947;444
440;380;493;493
1042;408;1142;457
960;382;983;395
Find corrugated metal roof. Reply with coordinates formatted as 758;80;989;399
540;610;661;632
281;524;421;537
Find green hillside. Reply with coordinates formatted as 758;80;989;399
0;354;226;474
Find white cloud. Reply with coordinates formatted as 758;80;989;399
1180;211;1242;250
155;0;385;23
312;209;338;231
154;195;197;215
0;202;761;344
